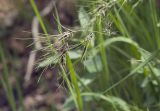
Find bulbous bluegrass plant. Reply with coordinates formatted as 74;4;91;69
29;0;160;111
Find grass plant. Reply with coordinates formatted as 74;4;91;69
1;0;160;111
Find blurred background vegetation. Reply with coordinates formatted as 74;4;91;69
0;0;160;111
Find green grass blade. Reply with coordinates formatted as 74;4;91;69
29;0;48;35
89;36;139;59
95;16;110;90
0;44;17;111
82;92;131;111
66;54;83;111
103;49;160;94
